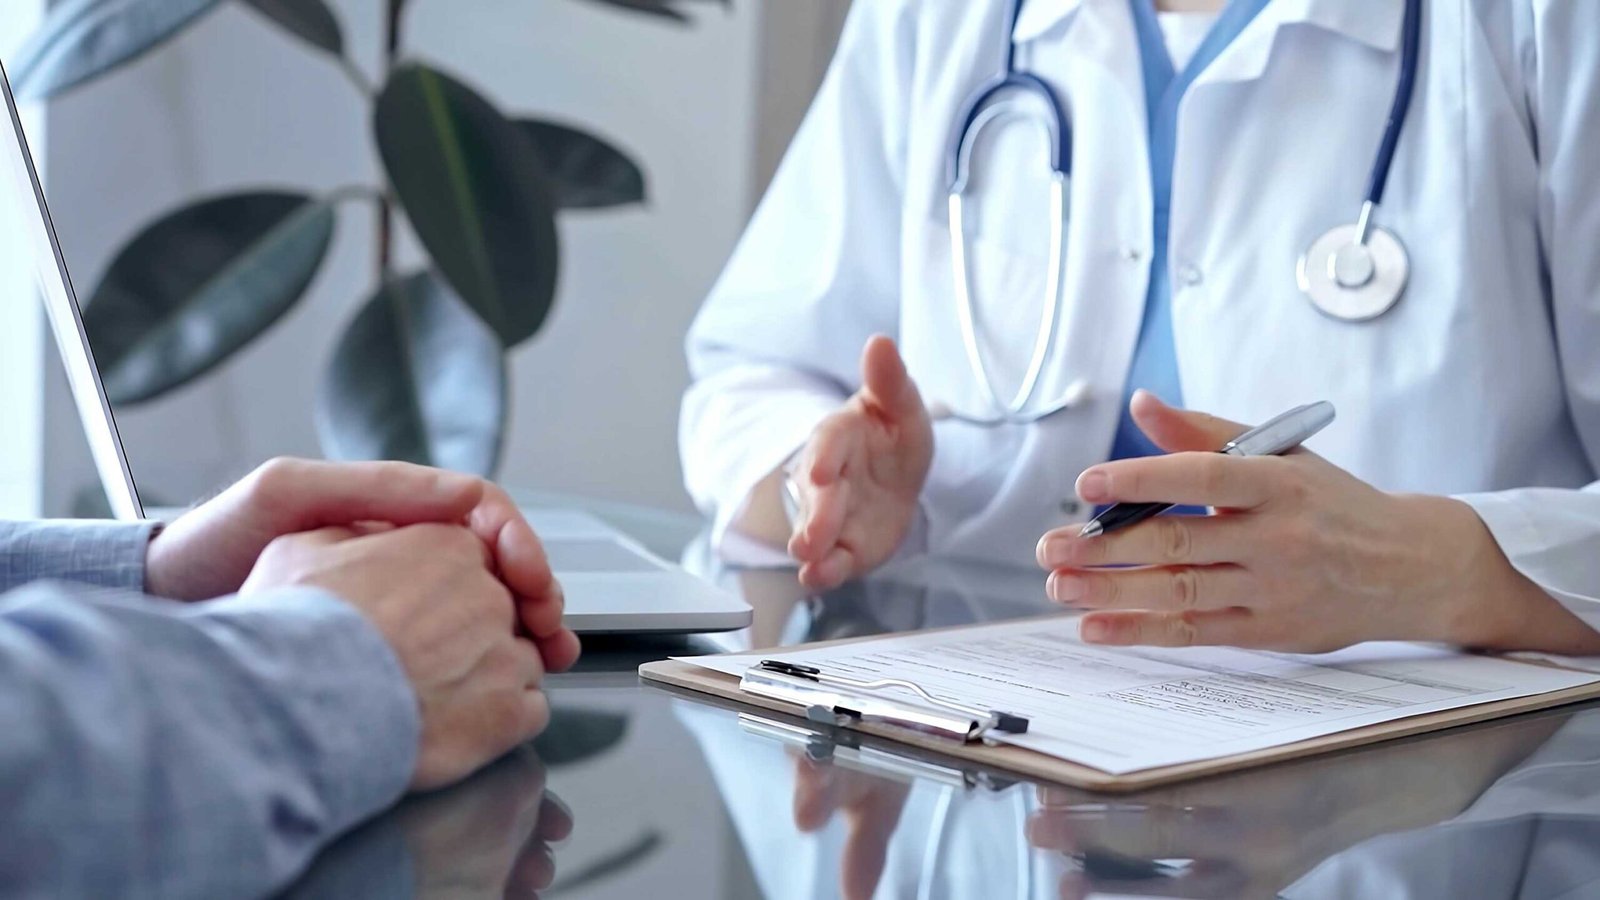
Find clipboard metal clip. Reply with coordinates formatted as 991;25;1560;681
740;659;1029;744
737;713;1018;792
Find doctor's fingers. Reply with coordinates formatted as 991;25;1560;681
1040;514;1257;569
805;412;868;488
1048;565;1252;614
857;334;924;420
1075;453;1291;510
1078;608;1267;648
793;757;843;832
799;544;859;592
790;479;850;563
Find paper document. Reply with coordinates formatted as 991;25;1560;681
682;617;1599;774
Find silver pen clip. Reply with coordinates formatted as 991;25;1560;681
740;659;1029;744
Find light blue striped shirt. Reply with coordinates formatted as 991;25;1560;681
0;521;420;899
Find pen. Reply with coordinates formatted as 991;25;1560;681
1078;401;1336;538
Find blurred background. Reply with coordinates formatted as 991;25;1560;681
0;0;851;519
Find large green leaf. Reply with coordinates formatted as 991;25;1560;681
9;0;223;101
84;191;335;405
375;64;560;349
316;271;507;477
240;0;343;56
516;119;646;211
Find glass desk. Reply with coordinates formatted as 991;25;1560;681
281;498;1600;900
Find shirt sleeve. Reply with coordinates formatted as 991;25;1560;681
679;1;918;556
0;520;158;594
0;581;421;899
1451;2;1600;638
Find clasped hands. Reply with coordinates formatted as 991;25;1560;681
145;458;581;789
784;338;1595;655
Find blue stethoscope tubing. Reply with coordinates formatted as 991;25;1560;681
943;0;1424;426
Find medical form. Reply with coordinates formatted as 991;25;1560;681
682;617;1600;775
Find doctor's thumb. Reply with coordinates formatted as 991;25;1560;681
1129;390;1248;453
859;335;923;420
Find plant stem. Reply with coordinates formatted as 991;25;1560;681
335;54;376;98
376;0;404;280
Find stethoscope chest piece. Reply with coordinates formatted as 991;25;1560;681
1296;222;1409;322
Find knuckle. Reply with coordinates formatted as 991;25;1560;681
491;689;527;736
1165;614;1200;647
1199;456;1231;498
519;639;547;686
1097;574;1119;608
1116;466;1145;499
1273;519;1316;560
522;691;552;737
428;525;483;559
1157;518;1193;563
451;526;484;554
1170;568;1200;611
373;460;415;479
247;457;301;499
1077;534;1108;566
257;533;301;566
476;578;515;618
1261;458;1309;503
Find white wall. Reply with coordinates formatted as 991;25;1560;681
0;3;47;519
37;0;774;515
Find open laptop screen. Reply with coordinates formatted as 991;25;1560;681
0;61;142;520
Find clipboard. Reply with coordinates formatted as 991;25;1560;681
639;625;1600;793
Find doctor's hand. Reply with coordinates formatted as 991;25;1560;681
1035;392;1600;655
792;755;911;900
788;336;934;591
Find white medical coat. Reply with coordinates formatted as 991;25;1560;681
680;0;1600;631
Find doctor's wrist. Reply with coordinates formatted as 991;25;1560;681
1401;495;1600;654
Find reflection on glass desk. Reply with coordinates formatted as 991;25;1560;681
281;497;1600;900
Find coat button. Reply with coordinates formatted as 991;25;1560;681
1121;246;1144;262
1060;499;1082;517
1178;264;1204;287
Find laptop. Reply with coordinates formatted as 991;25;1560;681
0;60;750;635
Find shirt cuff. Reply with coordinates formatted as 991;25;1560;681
0;520;158;594
186;588;421;831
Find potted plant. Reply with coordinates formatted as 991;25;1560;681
12;0;724;477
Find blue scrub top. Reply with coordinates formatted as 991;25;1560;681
1109;0;1273;464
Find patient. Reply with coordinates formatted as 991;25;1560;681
0;458;580;898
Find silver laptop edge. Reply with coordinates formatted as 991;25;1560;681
1;60;143;521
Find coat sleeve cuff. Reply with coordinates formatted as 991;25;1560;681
703;397;839;567
1454;491;1600;671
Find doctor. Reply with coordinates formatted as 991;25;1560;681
680;0;1600;654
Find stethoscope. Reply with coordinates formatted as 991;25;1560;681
940;0;1423;427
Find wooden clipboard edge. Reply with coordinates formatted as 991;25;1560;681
639;655;1600;794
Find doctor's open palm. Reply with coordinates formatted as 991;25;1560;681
789;336;933;591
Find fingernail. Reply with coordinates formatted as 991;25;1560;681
1081;619;1109;643
1049;573;1086;605
1042;537;1075;568
1077;470;1111;503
